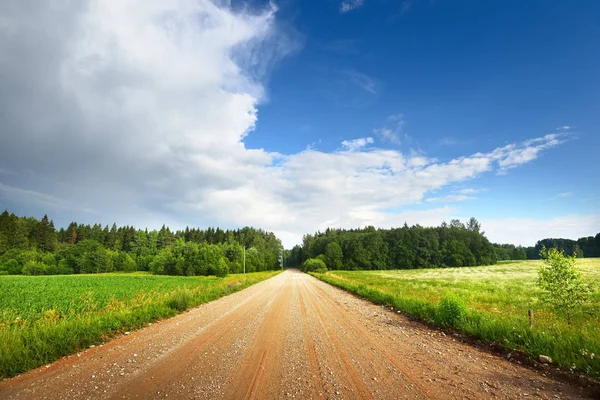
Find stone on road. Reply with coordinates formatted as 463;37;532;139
0;269;596;399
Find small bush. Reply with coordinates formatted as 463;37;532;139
21;261;48;276
437;295;467;327
166;290;193;312
302;258;328;273
2;259;22;275
538;246;592;323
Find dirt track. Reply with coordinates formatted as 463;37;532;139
0;269;596;399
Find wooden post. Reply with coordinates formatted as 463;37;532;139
528;309;534;327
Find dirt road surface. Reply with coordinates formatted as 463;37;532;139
1;269;597;399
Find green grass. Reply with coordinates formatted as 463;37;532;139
0;271;280;379
312;259;600;378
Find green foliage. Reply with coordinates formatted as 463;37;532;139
0;271;280;379
23;259;59;275
324;242;343;270
302;258;328;273
166;290;193;311
525;235;600;259
0;210;283;277
437;295;467;327
112;251;137;272
1;259;21;275
537;247;592;322
301;218;497;270
76;240;113;273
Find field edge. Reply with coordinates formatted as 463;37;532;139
0;270;282;380
309;270;600;388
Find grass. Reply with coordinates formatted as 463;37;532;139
312;259;600;378
0;271;280;379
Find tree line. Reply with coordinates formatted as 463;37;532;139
2;210;598;276
291;218;497;272
493;234;600;261
289;217;600;272
0;210;283;276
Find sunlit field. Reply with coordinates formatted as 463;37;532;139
0;271;280;379
313;259;600;377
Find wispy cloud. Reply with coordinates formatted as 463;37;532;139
340;0;364;13
555;192;573;198
387;0;412;22
374;114;406;144
493;133;567;173
456;188;483;195
0;168;18;176
306;139;322;151
426;195;473;203
342;69;378;94
437;137;458;146
341;137;374;152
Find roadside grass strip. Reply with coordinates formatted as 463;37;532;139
312;259;600;378
0;271;280;379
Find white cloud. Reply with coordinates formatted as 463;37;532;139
340;0;364;13
556;192;573;198
426;195;473;203
342;69;378;94
374;113;406;144
0;1;573;248
481;215;600;246
341;137;374;152
437;137;458;146
456;188;482;195
490;133;566;173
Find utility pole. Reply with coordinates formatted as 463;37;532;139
279;249;284;270
243;246;246;274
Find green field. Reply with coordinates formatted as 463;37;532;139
0;271;280;379
313;259;600;377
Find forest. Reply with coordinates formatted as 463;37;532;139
0;210;283;276
290;218;496;271
492;236;600;260
288;217;600;272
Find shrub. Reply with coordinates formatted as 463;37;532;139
21;261;48;276
437;295;467;327
538;246;592;323
113;252;137;272
1;259;21;275
302;258;328;273
166;290;193;312
214;258;229;277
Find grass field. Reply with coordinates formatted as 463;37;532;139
0;271;280;379
313;259;600;377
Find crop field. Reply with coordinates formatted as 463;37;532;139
313;259;600;377
0;271;280;379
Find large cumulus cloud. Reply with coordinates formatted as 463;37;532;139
0;1;575;246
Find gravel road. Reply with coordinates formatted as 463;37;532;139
0;269;597;399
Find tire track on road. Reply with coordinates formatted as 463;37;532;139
223;273;292;400
302;280;375;399
306;278;438;399
119;283;283;399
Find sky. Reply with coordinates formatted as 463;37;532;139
0;0;599;248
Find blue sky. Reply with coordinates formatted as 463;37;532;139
251;0;600;233
0;0;598;247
